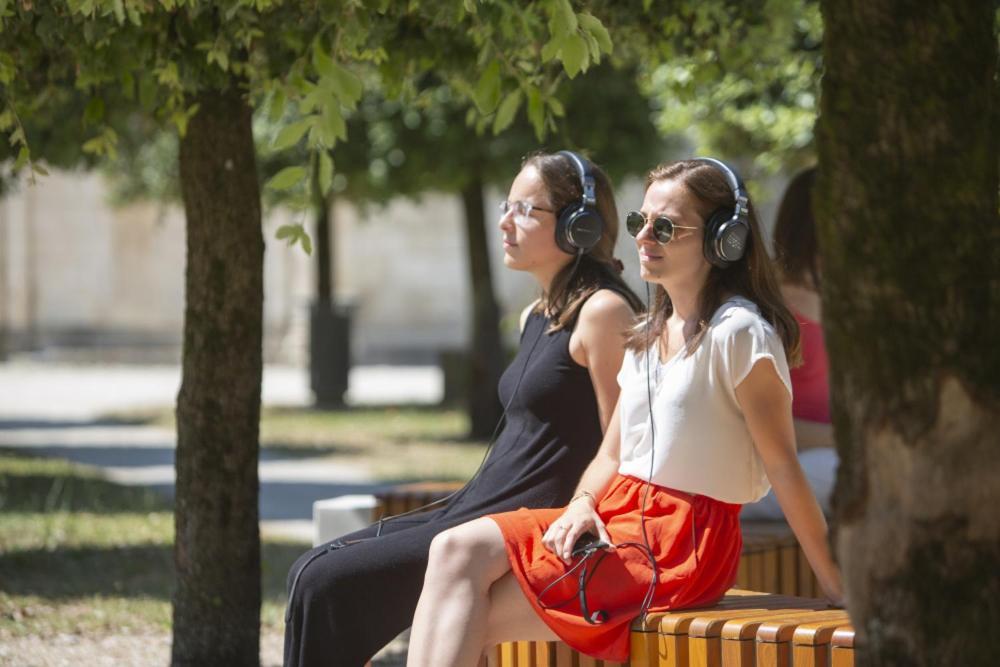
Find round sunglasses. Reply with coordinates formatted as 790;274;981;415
625;210;701;245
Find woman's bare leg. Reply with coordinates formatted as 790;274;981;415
482;570;559;648
407;518;512;666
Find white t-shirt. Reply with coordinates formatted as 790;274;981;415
616;297;793;504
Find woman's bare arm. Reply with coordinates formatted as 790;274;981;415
735;359;844;605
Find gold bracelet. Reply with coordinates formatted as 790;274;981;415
571;490;596;505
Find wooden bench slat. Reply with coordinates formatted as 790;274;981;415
830;624;856;667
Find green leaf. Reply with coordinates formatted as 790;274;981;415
474;61;502;115
578;13;612;54
267;166;306;191
541;35;564;63
208;48;229;72
549;0;577;37
312;44;336;79
527;87;545;139
326;62;363;108
112;0;125;24
548;96;565;117
272;118;313;151
318;103;346;148
0;54;14;86
14;146;28;171
32;161;49;176
269;89;287;123
559;33;589;78
275;223;313;255
8;126;25;147
300;86;322;114
318;151;333;194
463;0;476;14
492;89;522;134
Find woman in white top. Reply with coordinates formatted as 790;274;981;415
406;159;844;666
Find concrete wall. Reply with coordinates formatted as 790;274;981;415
0;169;782;365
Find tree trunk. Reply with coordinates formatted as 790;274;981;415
309;157;349;407
817;1;999;663
461;176;505;439
314;158;333;307
172;87;263;666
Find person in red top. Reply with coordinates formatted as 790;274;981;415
742;166;837;520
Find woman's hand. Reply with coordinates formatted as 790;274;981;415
817;564;845;607
541;495;613;564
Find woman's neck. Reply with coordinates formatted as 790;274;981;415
532;257;575;302
659;273;705;323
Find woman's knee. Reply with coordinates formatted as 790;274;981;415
427;527;475;576
426;521;507;587
286;547;353;616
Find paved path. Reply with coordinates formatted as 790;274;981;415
0;362;443;543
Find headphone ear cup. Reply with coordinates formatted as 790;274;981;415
703;207;731;268
703;207;749;268
556;206;604;255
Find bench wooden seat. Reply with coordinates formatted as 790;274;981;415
488;590;852;667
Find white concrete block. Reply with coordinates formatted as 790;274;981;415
312;494;378;546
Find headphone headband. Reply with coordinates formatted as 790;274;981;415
558;150;597;207
692;157;751;268
552;150;604;255
692;157;749;224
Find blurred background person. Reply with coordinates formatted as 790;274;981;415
742;166;835;520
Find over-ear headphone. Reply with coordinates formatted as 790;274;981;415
693;157;751;268
555;150;605;255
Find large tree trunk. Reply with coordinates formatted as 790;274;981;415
172;87;263;666
817;1;999;663
461;176;505;438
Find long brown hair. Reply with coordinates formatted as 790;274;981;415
625;159;801;365
773;166;820;288
522;151;643;329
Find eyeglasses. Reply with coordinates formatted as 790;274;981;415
625;210;701;245
498;200;556;220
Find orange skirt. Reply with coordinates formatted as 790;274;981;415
489;474;742;662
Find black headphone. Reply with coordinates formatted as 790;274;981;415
693;157;751;268
554;150;605;255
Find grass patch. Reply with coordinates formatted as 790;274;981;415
0;450;305;639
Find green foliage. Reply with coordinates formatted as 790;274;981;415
638;0;823;173
4;1;831;229
275;221;312;254
1;1;622;179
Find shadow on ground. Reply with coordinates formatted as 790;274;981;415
0;541;306;604
0;447;169;513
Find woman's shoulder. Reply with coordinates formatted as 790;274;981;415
708;297;777;343
574;288;638;337
580;287;636;319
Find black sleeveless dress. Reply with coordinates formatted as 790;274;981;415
284;300;616;667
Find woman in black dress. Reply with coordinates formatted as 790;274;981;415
283;151;642;667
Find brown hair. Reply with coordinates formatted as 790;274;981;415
625;159;801;365
773;167;820;288
522;151;643;330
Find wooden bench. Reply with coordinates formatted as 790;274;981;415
372;483;820;597
486;589;853;667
